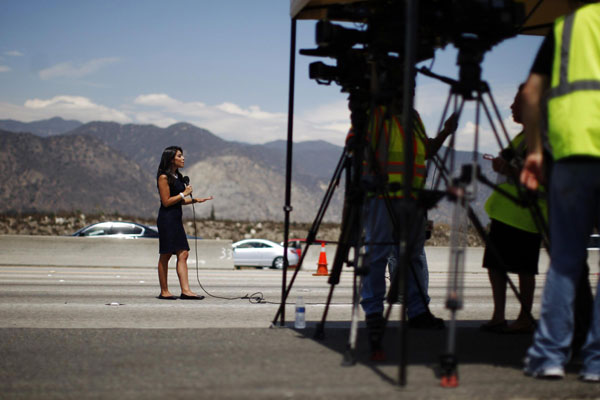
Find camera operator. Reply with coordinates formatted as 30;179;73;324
358;91;458;358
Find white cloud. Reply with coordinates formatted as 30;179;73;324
4;50;23;57
0;65;10;73
137;93;351;145
0;95;131;123
301;100;350;124
134;93;184;108
39;57;119;80
133;93;292;143
294;100;350;145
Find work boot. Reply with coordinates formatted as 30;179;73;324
408;311;445;330
366;312;386;361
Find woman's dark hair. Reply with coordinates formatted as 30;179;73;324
157;146;183;187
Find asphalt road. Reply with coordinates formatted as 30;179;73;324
0;265;599;399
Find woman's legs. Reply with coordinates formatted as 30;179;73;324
158;253;172;296
485;268;508;326
485;269;536;331
507;273;536;331
175;249;196;296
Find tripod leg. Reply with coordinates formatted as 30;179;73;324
343;264;363;366
271;148;349;327
441;188;467;388
314;194;364;338
440;315;459;388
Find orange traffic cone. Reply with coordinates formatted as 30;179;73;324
313;242;329;276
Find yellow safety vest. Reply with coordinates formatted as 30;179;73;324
484;133;547;233
364;106;427;198
548;4;600;160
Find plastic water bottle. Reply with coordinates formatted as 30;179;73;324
295;296;306;329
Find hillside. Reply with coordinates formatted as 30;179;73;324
64;120;345;221
66;122;344;193
0;118;497;224
0;130;158;216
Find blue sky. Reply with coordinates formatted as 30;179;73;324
0;0;544;153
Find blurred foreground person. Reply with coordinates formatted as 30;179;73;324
520;3;600;382
156;146;212;300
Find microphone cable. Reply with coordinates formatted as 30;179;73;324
188;193;265;304
185;179;350;306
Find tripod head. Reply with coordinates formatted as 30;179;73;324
453;36;492;99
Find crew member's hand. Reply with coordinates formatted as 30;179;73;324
443;113;459;135
520;152;543;191
183;185;193;196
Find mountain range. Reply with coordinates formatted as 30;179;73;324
0;117;494;224
0;117;82;137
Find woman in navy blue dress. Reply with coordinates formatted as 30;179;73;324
156;146;212;300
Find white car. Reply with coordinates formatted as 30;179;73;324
232;239;299;269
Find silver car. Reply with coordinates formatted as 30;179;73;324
232;239;299;269
72;221;159;239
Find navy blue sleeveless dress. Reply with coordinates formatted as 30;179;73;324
157;175;190;254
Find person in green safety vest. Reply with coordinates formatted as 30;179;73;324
480;84;547;335
520;1;600;382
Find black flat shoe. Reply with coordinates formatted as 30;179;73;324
157;294;178;300
180;293;205;300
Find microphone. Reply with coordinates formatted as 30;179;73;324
182;176;193;199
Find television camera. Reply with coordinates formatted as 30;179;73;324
302;0;525;98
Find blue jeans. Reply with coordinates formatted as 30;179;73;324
526;160;600;375
360;197;430;319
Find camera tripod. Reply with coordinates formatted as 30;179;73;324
274;1;453;386
416;35;550;386
272;82;446;390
